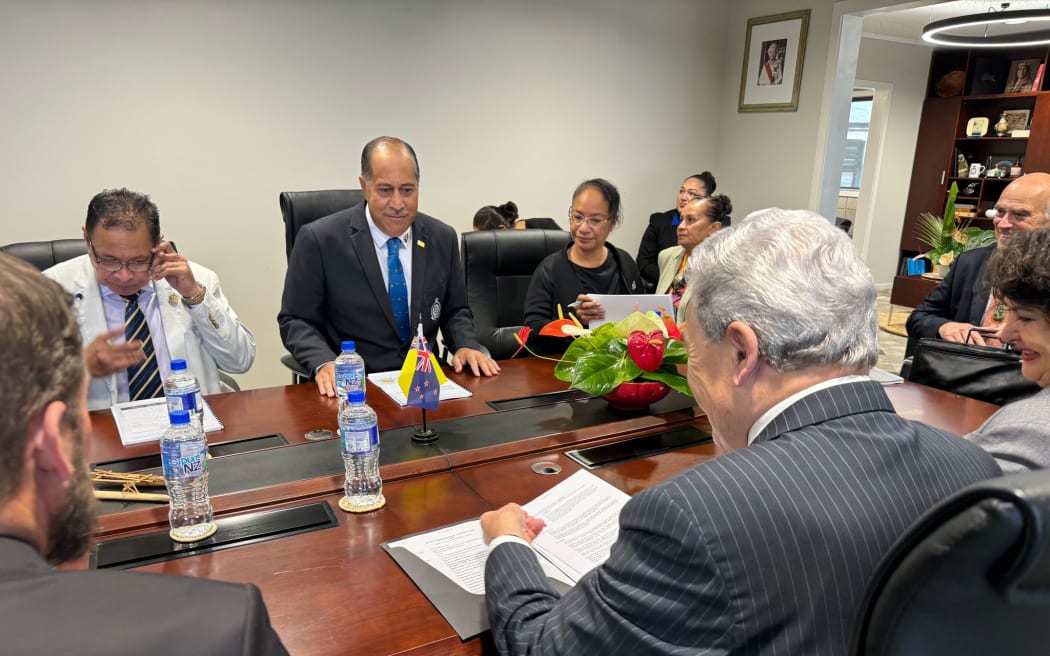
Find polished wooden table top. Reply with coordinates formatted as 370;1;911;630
84;361;1001;655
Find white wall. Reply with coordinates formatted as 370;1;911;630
1;0;729;391
712;0;839;217
854;37;931;285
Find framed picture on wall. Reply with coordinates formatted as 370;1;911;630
738;9;810;112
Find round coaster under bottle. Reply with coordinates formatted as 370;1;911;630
169;521;217;543
339;495;386;513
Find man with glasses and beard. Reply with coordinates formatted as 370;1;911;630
0;253;288;655
43;188;255;410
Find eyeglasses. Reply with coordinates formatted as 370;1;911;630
87;238;154;273
567;212;615;228
679;188;707;201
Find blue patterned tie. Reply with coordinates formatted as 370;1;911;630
122;293;163;400
387;237;410;341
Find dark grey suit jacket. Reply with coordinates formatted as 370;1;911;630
484;381;1000;655
278;202;480;373
0;537;287;655
906;245;994;340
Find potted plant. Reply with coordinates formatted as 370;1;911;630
514;309;692;410
915;181;995;276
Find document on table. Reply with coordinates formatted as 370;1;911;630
111;398;224;446
587;293;674;328
382;469;631;639
367;370;472;405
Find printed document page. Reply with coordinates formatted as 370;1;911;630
386;519;573;594
112;397;223;446
523;470;631;581
587;294;673;328
387;470;629;593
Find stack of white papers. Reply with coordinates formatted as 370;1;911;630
387;470;630;594
110;398;224;446
366;370;473;406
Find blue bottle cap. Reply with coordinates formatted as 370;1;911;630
341;340;356;351
347;390;365;404
171;359;187;371
170;410;190;424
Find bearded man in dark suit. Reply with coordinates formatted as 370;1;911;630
0;253;288;656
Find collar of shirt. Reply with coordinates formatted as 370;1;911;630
364;203;413;301
746;374;870;446
365;204;412;251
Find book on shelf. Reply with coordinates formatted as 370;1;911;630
1034;63;1045;92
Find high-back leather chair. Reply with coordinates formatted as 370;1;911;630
279;189;364;260
851;468;1050;655
1;239;86;271
461;229;569;360
278;189;364;381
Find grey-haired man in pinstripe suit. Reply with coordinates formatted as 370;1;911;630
481;209;1000;656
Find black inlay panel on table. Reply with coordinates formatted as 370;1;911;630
90;501;339;570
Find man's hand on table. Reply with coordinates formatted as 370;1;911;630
452;347;501;376
481;503;546;545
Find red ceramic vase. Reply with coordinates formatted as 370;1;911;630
601;380;671;411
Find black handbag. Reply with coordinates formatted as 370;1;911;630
907;337;1040;406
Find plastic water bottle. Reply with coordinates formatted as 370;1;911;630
334;340;366;403
160;410;215;541
339;390;382;508
165;359;203;432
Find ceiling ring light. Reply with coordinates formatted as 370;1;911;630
923;8;1050;47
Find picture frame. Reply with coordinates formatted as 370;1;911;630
1002;108;1031;132
738;9;810;112
1004;58;1041;94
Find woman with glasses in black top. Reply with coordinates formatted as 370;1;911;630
521;178;643;354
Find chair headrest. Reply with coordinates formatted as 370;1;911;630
280;189;364;259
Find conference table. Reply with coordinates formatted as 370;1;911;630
84;358;1000;656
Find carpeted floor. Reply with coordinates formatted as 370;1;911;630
876;290;909;375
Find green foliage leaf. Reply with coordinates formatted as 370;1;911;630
570;352;628;395
662;339;688;364
640;366;693;396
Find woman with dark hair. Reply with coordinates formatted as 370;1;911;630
636;172;717;288
655;194;732;322
472;201;519;231
966;227;1050;472
522;178;643;353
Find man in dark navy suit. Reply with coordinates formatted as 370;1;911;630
481;209;999;655
907;172;1050;346
279;136;499;396
0;254;287;655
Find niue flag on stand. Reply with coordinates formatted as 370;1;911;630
397;324;447;410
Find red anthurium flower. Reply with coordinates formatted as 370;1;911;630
627;330;665;372
539;319;577;337
662;315;682;340
512;325;532;357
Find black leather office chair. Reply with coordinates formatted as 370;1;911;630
461;229;569;360
280;189;365;261
1;239;87;270
852;469;1050;655
279;189;365;382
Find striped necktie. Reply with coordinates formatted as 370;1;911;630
387;237;410;341
122;293;163;400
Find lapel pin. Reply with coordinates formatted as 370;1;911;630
168;294;180;306
417;240;425;249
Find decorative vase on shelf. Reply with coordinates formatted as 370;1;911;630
602;380;671;411
995;114;1009;137
933;263;951;279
